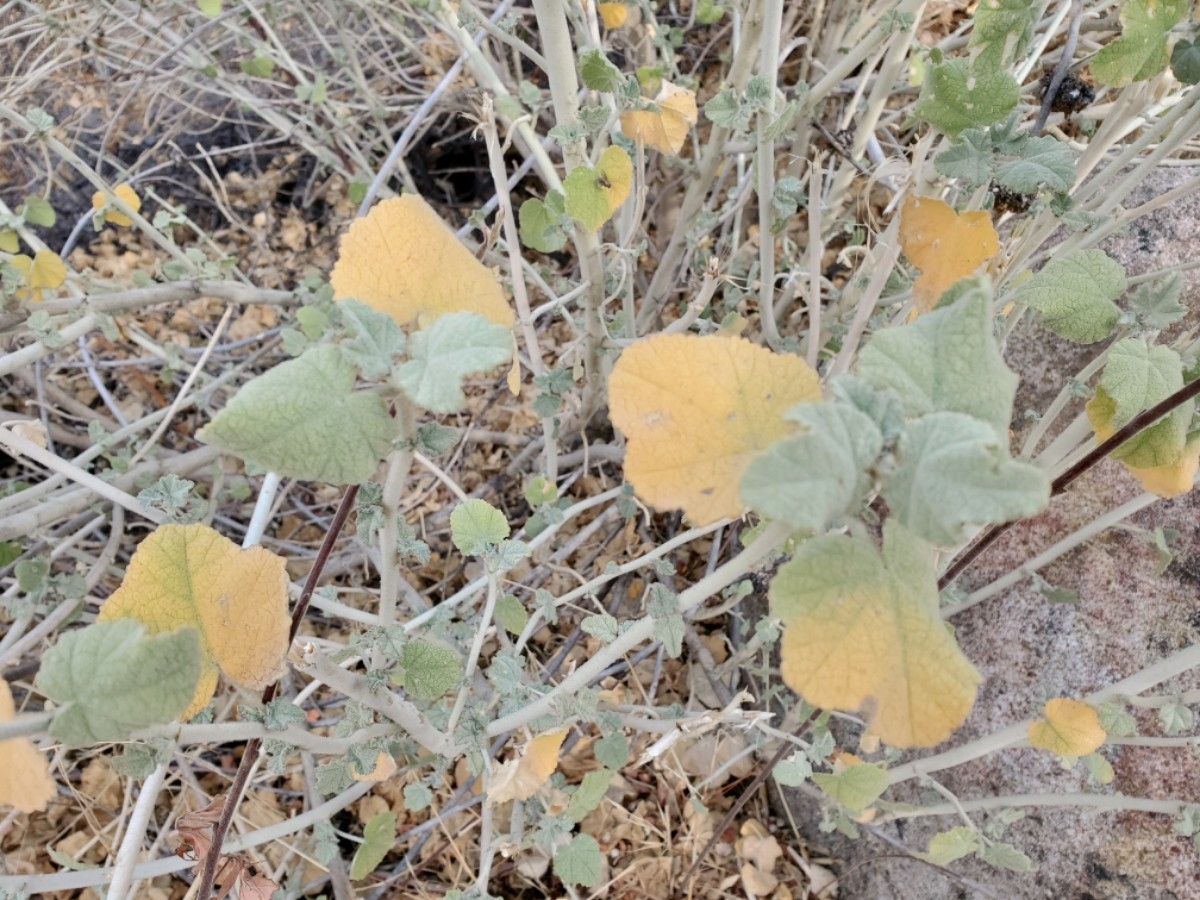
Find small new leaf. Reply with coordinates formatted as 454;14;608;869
519;196;570;253
979;840;1035;872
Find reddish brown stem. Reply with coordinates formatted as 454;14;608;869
194;483;359;900
938;377;1200;590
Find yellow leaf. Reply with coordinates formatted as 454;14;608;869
564;145;633;230
1086;390;1200;498
98;523;290;720
899;195;998;312
608;333;821;525
620;81;698;155
330;194;514;329
487;728;567;805
0;680;56;814
597;2;628;27
10;250;67;302
91;184;142;227
773;523;981;748
1028;698;1106;757
597;145;633;212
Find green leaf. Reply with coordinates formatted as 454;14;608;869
398;638;463;700
20;196;56;228
579;49;624;92
1082;751;1114;784
524;475;558;505
581;613;619;643
653;613;685;658
595;731;629;769
450;499;509;554
884;412;1050;546
519;197;570;253
0;228;18;253
35;620;201;747
263;698;306;731
1172;37;1200;84
1158;700;1193;736
394;312;513;413
771;176;806;222
703;88;750;131
0;541;21;567
198;0;222;15
923;826;980;865
494;594;529;634
978;840;1035;872
554;834;604;887
404;783;433;811
1096;701;1137;738
933;129;995;187
350;811;396;880
563;146;632;231
567;769;612;821
1128;274;1185;330
912;58;1019;138
1091;0;1189;86
1096;339;1190;469
812;762;889;812
741;403;883;532
970;0;1038;72
695;0;724;24
240;55;275;78
1013;249;1125;344
830;376;906;440
199;344;397;484
772;751;812;786
994;135;1074;193
414;423;459;456
112;738;174;780
338;299;405;378
856;284;1018;439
